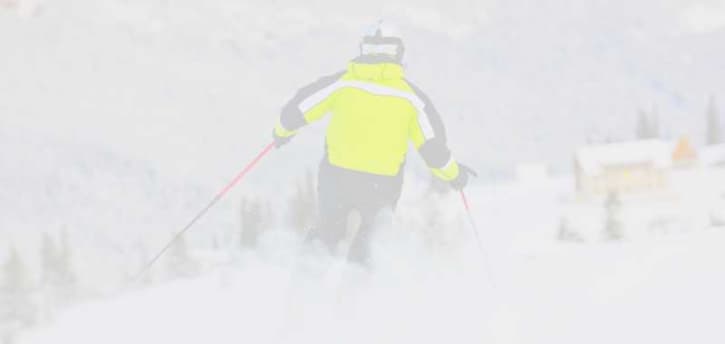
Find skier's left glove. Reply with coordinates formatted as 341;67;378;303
450;163;477;190
272;126;296;148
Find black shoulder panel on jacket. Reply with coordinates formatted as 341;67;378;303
280;70;346;131
404;79;453;168
403;79;447;142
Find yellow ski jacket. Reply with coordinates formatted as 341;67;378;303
275;61;460;181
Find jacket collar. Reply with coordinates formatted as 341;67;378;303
348;61;404;81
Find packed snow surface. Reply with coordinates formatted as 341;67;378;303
14;178;725;344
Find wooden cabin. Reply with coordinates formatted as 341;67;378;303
575;140;672;198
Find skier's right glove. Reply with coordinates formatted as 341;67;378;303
450;163;477;190
272;125;296;148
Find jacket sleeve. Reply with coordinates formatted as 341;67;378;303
274;71;346;138
405;79;461;181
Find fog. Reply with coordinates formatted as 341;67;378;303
2;1;724;343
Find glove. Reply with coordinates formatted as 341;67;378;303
450;163;477;190
272;129;294;148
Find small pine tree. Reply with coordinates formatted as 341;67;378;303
635;107;660;140
707;96;722;145
636;109;650;140
211;235;221;251
604;192;624;241
40;232;59;285
165;236;199;279
57;230;76;300
557;218;583;242
288;170;317;234
1;246;37;336
41;230;77;306
649;106;661;139
240;198;263;248
2;247;29;295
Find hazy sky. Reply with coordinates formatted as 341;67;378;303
2;0;724;177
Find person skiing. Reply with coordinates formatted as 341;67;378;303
272;22;473;264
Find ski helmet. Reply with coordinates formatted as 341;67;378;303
359;21;405;63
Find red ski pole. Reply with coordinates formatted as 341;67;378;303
134;142;275;282
460;190;483;250
460;190;497;289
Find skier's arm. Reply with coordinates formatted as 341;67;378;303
405;80;461;182
274;71;346;139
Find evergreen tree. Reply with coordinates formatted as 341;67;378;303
707;96;722;145
211;235;221;251
240;197;263;248
288;170;317;234
165;235;199;279
40;232;59;285
649;106;661;139
604;192;624;241
2;247;29;296
40;231;77;306
636;109;650;139
557;218;582;242
635;107;660;139
56;230;76;301
1;246;37;341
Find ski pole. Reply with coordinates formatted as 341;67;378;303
460;190;483;250
460;190;497;289
133;142;275;283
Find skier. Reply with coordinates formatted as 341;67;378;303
272;23;473;264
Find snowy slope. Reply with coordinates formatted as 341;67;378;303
14;178;725;344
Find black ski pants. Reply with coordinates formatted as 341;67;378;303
307;159;403;265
